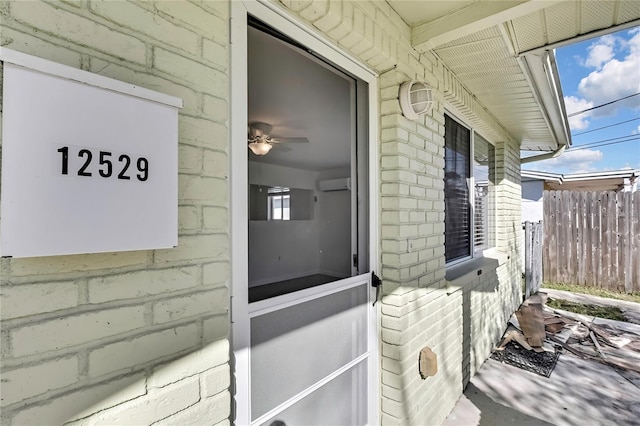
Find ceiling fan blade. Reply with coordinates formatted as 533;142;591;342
271;137;309;144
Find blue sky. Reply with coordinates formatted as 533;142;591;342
523;26;640;174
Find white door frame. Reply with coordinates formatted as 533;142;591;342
230;1;380;424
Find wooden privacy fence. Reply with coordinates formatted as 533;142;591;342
543;191;640;293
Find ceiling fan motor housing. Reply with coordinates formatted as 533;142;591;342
249;122;273;139
248;122;274;156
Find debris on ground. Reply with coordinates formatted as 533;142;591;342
546;297;628;322
490;341;559;377
515;295;546;349
491;292;640;377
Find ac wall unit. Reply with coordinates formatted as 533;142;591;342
319;178;351;192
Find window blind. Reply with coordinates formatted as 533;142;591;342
444;115;471;262
473;133;494;252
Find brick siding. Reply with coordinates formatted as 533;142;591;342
0;1;231;424
276;1;523;424
0;0;524;424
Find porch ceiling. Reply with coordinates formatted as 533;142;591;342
388;0;640;151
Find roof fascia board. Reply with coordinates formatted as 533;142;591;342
517;18;640;57
522;169;640;184
521;170;563;182
518;50;571;150
412;0;561;52
563;170;640;182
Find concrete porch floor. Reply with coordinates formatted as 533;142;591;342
443;293;640;426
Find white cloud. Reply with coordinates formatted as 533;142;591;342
563;95;593;130
629;27;640;53
585;34;616;69
633;125;640;135
525;149;604;173
577;30;640;116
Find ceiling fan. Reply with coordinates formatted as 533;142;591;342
248;122;308;156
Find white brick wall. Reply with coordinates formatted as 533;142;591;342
1;281;79;319
11;306;147;356
72;377;202;425
1;357;79;406
1;1;231;425
1;0;525;424
276;1;523;424
11;373;147;425
87;324;199;378
87;267;201;303
10;1;147;64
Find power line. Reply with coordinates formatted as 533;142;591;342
567;92;640;117
566;136;640;152
572;117;640;136
567;138;639;152
571;133;640;149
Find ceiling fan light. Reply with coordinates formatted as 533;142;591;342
248;141;273;156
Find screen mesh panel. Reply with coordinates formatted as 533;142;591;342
259;361;367;426
250;284;368;420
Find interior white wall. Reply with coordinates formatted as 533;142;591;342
248;161;318;189
318;190;351;277
318;166;352;181
317;166;352;277
248;161;320;286
248;162;353;286
248;219;321;286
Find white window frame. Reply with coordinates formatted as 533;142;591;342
444;111;496;266
472;133;493;253
267;187;290;221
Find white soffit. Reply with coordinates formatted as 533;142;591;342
434;26;556;150
390;0;640;151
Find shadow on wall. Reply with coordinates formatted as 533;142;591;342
381;254;522;424
1;340;230;425
379;168;524;422
459;250;520;390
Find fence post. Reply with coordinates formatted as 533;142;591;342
524;221;532;299
533;221;543;295
524;221;543;300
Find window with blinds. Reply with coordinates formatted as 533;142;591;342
473;134;495;252
444;115;494;263
444;115;471;263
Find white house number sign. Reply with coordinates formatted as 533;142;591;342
0;48;183;258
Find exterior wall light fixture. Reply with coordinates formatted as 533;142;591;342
399;80;433;120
